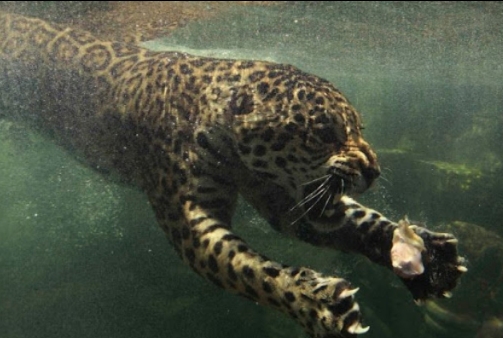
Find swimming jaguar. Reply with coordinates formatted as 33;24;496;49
0;12;466;338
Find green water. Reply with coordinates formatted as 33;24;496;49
1;2;503;338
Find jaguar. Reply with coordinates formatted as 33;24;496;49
0;12;466;337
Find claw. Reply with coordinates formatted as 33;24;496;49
339;287;359;299
313;283;329;294
446;238;458;244
347;322;370;334
442;291;452;298
457;266;468;273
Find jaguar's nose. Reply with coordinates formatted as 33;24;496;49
362;166;380;188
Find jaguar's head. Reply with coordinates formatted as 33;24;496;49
230;65;380;227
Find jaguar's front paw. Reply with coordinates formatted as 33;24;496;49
398;225;467;301
290;268;368;337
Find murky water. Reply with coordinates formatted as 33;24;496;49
1;2;502;338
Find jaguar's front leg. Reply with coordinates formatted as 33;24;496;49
150;176;368;338
299;196;467;302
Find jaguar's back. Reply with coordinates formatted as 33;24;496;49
1;12;190;185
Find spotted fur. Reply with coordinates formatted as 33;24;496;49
0;13;466;337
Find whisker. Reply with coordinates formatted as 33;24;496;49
301;174;331;186
289;176;331;212
379;174;390;184
319;191;334;217
289;183;327;212
291;185;330;225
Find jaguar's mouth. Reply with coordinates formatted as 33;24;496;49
289;160;380;225
287;174;346;226
294;166;379;224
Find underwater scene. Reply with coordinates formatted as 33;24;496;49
0;2;502;338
